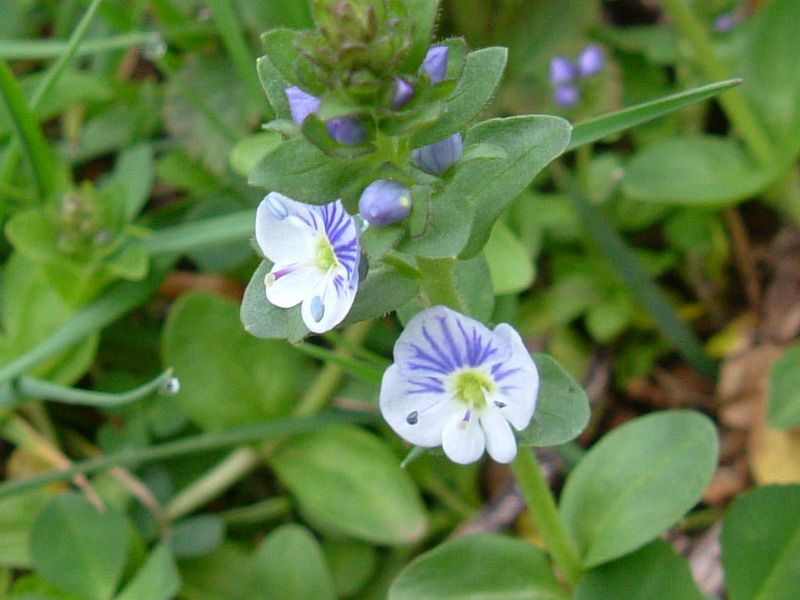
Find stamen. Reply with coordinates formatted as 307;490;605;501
459;408;471;429
311;296;325;322
494;401;506;408
265;195;289;220
406;411;418;425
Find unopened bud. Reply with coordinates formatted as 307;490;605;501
713;13;735;32
358;180;412;226
577;45;604;78
285;86;321;126
553;85;580;108
412;133;463;176
549;56;575;85
391;76;415;110
420;45;449;84
326;116;367;145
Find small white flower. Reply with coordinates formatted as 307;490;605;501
255;192;360;333
380;306;539;464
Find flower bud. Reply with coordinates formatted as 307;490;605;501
326;116;367;145
577;45;604;78
713;13;735;32
411;133;463;176
420;45;449;84
549;56;574;85
285;86;321;126
553;85;580;108
391;76;415;110
358;180;412;226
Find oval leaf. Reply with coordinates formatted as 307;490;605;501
254;524;336;600
269;424;427;545
768;344;800;429
559;410;718;567
388;534;568;600
30;493;129;600
575;539;705;600
721;484;800;600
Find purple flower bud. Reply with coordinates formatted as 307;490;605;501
391;76;415;110
577;45;604;78
420;45;449;84
358;180;412;227
412;133;463;176
549;56;575;86
326;116;367;145
285;86;321;126
713;13;735;32
553;85;580;108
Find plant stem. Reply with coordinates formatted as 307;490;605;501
416;257;465;311
658;0;776;166
510;447;582;587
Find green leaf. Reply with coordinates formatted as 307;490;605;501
229;132;281;177
397;184;473;259
361;224;405;261
268;424;428;545
256;55;291;120
387;534;568;600
240;261;310;342
568;79;742;150
0;489;51;568
30;493;129;600
559;410;719;567
459;115;572;258
483;221;535;295
346;262;420;323
622;134;775;205
301;113;376;159
412;47;508;148
253;525;336;600
517;353;590;447
115;544;180;600
248;136;369;205
322;539;377;599
260;28;308;92
180;543;266;600
768;344;800;429
115;143;154;221
721;484;800;600
453;255;494;322
575;539;705;600
732;0;800;159
170;515;225;558
163;292;309;430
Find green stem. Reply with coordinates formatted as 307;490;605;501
659;0;776;166
416;257;465;311
220;497;292;526
510;447;582;586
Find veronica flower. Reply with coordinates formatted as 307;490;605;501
255;192;360;333
380;306;539;464
285;86;367;146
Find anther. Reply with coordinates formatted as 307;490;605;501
494;401;506;408
406;411;418;425
265;195;289;220
311;296;325;322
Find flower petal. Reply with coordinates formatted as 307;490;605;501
479;406;517;463
266;264;324;308
489;324;539;431
255;193;319;265
393;305;511;378
380;365;456;447
318;200;361;281
442;410;485;464
300;269;357;333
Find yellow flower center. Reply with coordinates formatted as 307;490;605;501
316;236;338;271
452;370;494;409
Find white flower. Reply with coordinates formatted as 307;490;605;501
255;192;361;333
380;306;539;464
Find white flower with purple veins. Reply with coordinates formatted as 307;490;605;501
256;192;360;333
380;306;539;465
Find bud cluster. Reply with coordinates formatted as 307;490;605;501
549;45;605;109
50;184;120;255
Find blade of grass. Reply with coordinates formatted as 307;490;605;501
295;342;384;383
553;163;717;379
0;60;56;199
0;411;377;500
568;79;742;151
205;0;269;117
0;0;104;190
145;208;256;255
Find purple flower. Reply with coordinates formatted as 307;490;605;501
713;13;735;32
549;56;575;86
553;85;580;108
391;76;415;110
412;133;463;176
358;180;412;227
577;45;604;78
256;192;361;333
420;45;449;84
379;306;539;464
284;86;367;146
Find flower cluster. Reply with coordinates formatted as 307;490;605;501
549;44;604;108
379;306;539;464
